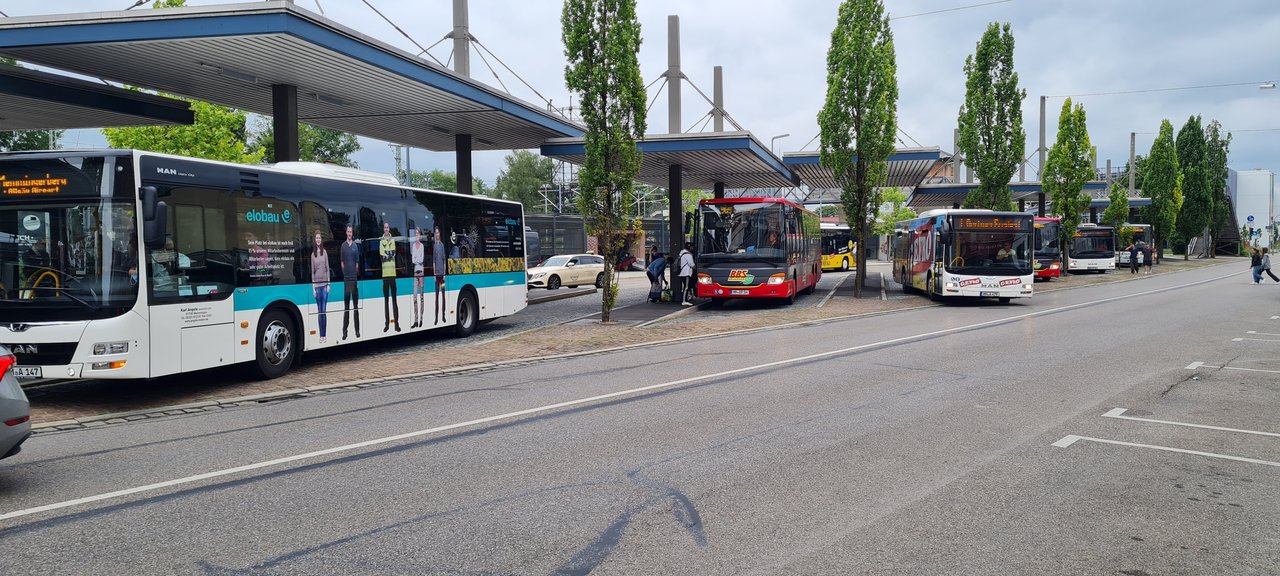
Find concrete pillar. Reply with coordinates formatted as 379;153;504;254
1129;132;1136;195
1018;198;1026;212
1038;191;1046;217
1089;207;1097;222
667;15;681;134
1038;95;1046;181
714;182;725;199
952;129;961;183
1106;159;1113;185
272;84;299;162
452;0;470;77
455;134;473;195
668;164;683;292
712;66;723;132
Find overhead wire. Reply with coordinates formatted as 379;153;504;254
470;38;555;110
1046;80;1273;99
890;0;1015;20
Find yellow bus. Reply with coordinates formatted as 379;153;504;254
820;223;856;271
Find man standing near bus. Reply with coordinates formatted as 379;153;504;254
433;225;447;325
379;221;400;333
678;242;695;306
340;225;361;340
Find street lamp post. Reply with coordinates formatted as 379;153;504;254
771;133;790;155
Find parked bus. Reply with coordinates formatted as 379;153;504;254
694;197;821;305
891;209;1034;303
1117;223;1153;266
1033;216;1062;280
1068;223;1116;272
0;150;527;381
820;222;855;271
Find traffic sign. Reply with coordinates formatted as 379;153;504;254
1248;215;1255;223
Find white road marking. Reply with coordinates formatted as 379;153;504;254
1246;330;1280;336
1271;316;1279;320
1234;337;1280;342
1186;362;1280;375
0;268;1243;522
1103;408;1280;438
1052;434;1280;468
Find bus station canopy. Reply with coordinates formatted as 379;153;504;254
908;181;1111;209
782;147;951;202
0;63;194;130
0;1;582;151
541;132;800;190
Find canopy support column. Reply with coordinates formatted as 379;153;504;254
669;163;683;293
272;84;299;162
456;134;473;195
714;182;725;199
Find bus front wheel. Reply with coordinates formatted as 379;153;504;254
254;309;296;379
841;257;850;271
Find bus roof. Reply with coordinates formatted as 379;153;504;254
699;197;813;213
820;222;850;230
915;208;1030;219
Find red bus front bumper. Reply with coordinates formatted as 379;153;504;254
1034;261;1061;279
697;279;796;299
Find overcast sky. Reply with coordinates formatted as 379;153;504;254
6;0;1278;190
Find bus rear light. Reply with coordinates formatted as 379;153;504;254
767;274;787;285
4;415;29;427
697;274;712;285
90;360;127;370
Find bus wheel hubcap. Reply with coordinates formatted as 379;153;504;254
263;321;292;365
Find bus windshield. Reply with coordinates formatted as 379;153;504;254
947;226;1032;275
1035;221;1061;257
0;156;138;321
698;202;787;262
821;231;851;256
1072;229;1115;258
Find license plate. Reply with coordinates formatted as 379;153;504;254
13;366;41;380
979;291;998;297
730;289;749;295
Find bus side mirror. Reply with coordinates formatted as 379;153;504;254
140;186;168;249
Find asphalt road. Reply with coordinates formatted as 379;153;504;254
3;261;1275;575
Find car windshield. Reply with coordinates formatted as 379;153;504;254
0;156;139;321
541;256;571;267
697;202;787;262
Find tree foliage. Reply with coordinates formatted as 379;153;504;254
403;169;490;197
1204;120;1231;257
0;57;64;152
562;0;646;321
1144;119;1184;262
102;98;264;163
873;187;915;236
818;0;897;298
1100;181;1130;227
1042;98;1093;269
493;150;555;211
252;121;361;167
1174;115;1210;259
957;22;1025;211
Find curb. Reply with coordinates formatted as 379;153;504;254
528;287;597;305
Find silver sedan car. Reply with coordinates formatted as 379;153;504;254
0;345;31;460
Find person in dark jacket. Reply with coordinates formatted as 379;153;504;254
1128;243;1140;274
646;253;667;302
1250;247;1263;284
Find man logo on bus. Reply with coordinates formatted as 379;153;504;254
728;269;755;284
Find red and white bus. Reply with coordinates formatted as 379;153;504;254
1033;216;1062;280
891;209;1034;303
694;197;821;305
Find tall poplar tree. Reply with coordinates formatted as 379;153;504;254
562;0;646;321
1144;119;1183;262
957;22;1025;211
1174;115;1209;259
1204;120;1231;257
1042;98;1093;271
1101;181;1130;227
818;0;898;298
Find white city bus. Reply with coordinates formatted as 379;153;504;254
1067;223;1116;272
0;150;528;381
891;208;1034;303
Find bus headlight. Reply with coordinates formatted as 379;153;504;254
697;273;712;285
1023;284;1033;291
1049;262;1060;270
767;274;787;285
944;281;958;289
92;341;129;355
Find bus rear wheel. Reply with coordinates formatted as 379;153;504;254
998;297;1012;304
253;309;295;379
453;290;478;338
841;257;850;271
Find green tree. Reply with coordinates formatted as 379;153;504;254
1100;181;1130;227
1204;120;1231;257
562;0;647;320
1144;119;1184;262
1174;115;1210;259
957;22;1025;211
253;121;361;166
102;98;264;163
1042;98;1093;271
403;168;489;197
493;150;555;210
0;57;64;152
813;205;841;219
873;187;915;236
818;0;898;298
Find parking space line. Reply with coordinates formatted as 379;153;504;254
1232;337;1280;342
1186;362;1280;375
1246;330;1280;336
1052;435;1280;468
1103;408;1280;438
1271;316;1279;320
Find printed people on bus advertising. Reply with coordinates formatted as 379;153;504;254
379;221;400;332
340;225;361;340
433;225;447;324
411;226;426;329
311;230;331;344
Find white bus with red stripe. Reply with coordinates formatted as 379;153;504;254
891;209;1034;303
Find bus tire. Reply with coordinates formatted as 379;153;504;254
453;289;478;338
841;257;849;271
926;273;937;302
998;297;1012;304
253;308;296;380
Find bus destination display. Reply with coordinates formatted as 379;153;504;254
954;216;1028;231
0;173;67;196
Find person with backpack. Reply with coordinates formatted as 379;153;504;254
677;242;696;306
646;252;667;302
1263;247;1280;283
1251;247;1263;284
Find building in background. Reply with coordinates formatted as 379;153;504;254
1229;168;1276;249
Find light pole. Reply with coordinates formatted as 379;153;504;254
771;133;790;155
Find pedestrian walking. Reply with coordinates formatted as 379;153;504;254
1127;243;1139;274
1250;247;1262;284
1142;243;1154;275
1263;248;1280;283
677;242;695;306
